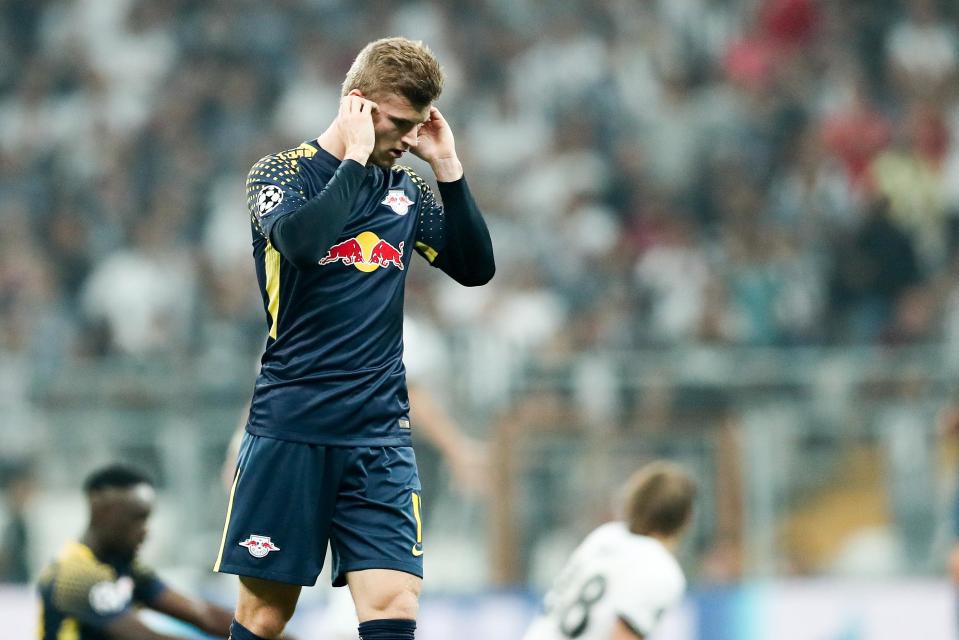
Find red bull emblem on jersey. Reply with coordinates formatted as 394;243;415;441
382;189;414;215
239;534;281;558
319;231;405;272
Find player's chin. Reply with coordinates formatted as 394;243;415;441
371;152;397;168
383;147;409;165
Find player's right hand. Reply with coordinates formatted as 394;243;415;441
337;95;377;164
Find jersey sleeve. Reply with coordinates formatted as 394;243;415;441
132;561;167;605
246;153;311;241
407;170;448;265
612;554;685;637
50;559;136;627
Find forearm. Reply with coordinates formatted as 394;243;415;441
194;602;233;636
430;157;463;182
147;591;233;638
106;614;200;640
270;160;366;268
409;384;465;456
435;176;495;286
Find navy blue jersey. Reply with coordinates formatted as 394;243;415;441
37;542;166;639
245;142;448;446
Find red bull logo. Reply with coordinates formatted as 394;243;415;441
319;231;405;272
238;534;281;558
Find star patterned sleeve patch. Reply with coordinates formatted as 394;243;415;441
256;185;285;218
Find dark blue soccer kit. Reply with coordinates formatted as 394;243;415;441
214;142;492;587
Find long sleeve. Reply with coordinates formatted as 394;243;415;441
414;175;495;286
265;160;367;269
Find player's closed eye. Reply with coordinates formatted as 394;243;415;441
390;117;416;131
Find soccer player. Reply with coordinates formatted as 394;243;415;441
37;464;234;639
214;37;495;640
523;462;697;640
220;381;488;640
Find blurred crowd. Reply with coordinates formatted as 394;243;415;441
2;0;959;368
3;0;959;589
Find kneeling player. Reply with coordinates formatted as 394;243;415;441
523;462;696;640
38;464;234;639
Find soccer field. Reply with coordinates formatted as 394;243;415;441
4;580;955;639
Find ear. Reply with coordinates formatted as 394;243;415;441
348;89;365;98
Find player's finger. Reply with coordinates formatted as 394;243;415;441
344;96;362;116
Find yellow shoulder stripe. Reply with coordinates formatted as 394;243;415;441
297;142;318;157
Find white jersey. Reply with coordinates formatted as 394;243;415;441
524;522;685;640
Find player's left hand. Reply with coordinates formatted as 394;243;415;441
411;107;463;181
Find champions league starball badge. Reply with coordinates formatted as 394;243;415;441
256;185;284;217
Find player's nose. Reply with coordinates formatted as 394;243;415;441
400;129;418;148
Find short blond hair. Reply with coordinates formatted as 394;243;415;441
342;37;444;107
623;461;696;537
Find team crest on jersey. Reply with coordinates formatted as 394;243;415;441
239;535;281;558
256;185;284;217
89;577;134;614
382;189;414;215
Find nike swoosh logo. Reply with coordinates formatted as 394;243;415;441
411;545;424;557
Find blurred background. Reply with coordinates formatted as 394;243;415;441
2;0;959;637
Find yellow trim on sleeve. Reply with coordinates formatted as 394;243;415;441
56;618;78;640
414;241;438;264
265;243;281;339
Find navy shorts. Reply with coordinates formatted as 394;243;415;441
213;433;424;587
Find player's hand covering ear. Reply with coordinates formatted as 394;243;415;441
337;94;377;165
411;107;457;167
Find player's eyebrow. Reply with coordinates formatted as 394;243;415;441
390;115;429;128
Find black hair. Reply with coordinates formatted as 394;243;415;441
83;464;154;495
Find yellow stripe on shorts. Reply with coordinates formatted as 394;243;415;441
213;469;241;572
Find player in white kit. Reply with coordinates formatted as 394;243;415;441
523;461;696;640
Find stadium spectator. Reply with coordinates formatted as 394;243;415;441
828;196;922;341
0;0;957;360
0;462;35;584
